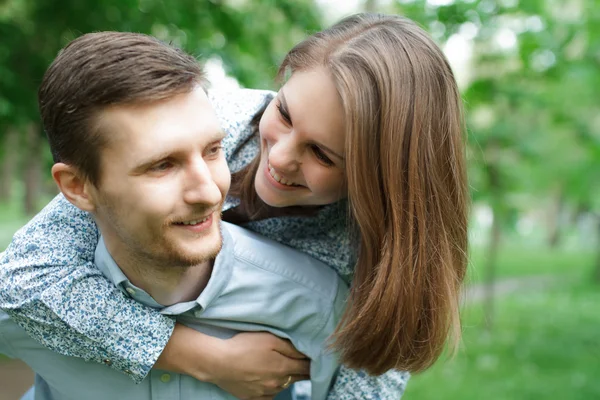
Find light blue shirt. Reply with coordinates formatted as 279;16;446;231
0;222;348;400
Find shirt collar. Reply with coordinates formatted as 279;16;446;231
95;237;134;289
94;223;234;315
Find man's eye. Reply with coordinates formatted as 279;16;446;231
150;161;172;172
206;145;223;156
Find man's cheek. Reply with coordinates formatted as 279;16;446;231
215;163;232;195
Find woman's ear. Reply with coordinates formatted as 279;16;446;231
51;163;97;212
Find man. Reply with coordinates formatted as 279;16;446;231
0;32;347;400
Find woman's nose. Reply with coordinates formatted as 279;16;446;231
268;135;300;173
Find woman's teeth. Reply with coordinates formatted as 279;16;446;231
269;163;296;186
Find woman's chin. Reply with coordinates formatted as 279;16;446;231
254;181;286;208
258;192;290;208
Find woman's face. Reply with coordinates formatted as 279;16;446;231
254;67;347;208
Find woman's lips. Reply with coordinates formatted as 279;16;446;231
264;162;303;191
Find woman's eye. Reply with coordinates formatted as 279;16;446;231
276;103;292;125
311;145;334;166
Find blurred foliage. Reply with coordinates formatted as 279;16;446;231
0;0;322;130
397;0;600;213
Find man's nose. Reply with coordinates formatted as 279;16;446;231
183;158;222;206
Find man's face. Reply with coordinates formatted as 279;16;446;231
90;87;230;269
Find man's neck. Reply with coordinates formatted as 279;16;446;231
104;240;213;306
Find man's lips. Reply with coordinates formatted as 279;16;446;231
172;208;218;225
173;213;214;233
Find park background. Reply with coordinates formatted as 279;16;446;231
0;0;598;399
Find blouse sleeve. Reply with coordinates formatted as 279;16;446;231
326;366;410;400
0;194;175;383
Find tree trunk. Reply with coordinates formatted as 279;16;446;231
594;214;600;283
23;123;42;215
547;186;564;248
0;127;19;202
483;161;502;332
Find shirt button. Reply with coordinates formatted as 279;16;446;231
103;359;112;366
194;310;202;318
126;288;136;296
160;374;171;383
124;370;133;375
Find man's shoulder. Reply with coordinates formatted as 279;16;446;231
222;223;347;298
0;310;10;323
0;311;32;358
0;311;25;342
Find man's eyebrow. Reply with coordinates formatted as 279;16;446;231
131;130;227;173
211;129;227;142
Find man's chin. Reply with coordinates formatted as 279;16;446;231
162;248;219;268
169;235;222;266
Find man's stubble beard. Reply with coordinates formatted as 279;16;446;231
154;219;223;269
96;193;224;275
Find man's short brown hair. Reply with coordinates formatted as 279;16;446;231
39;31;207;185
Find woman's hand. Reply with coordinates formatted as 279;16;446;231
211;331;310;399
156;324;310;400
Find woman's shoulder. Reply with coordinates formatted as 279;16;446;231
244;201;356;284
208;88;274;165
208;87;275;125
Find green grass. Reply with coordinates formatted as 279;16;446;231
405;280;600;400
467;242;595;284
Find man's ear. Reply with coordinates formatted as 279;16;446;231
51;163;97;212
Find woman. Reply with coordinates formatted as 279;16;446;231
0;13;467;399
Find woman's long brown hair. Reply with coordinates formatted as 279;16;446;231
231;13;469;374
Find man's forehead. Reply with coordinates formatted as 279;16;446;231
95;89;223;161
